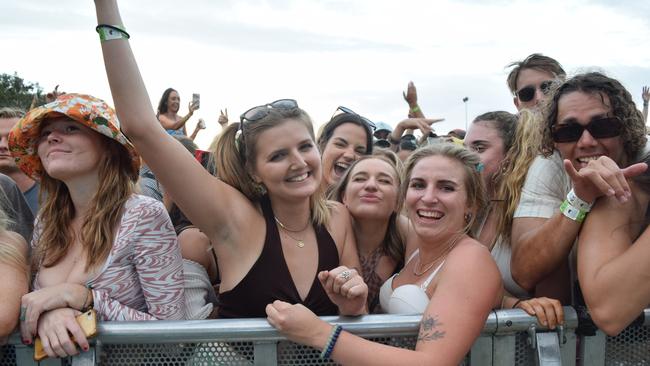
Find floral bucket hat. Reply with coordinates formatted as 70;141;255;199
8;93;140;180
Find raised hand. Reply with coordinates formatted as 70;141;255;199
45;85;65;103
395;117;444;136
218;109;229;127
642;86;649;103
188;101;199;113
403;81;418;106
563;157;647;204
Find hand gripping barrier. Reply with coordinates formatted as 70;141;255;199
1;307;648;366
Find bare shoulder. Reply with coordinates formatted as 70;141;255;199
327;200;348;219
445;238;499;278
327;200;353;230
1;231;28;256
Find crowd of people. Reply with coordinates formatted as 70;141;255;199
0;0;649;363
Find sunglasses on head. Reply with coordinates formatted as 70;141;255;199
332;106;376;132
551;117;622;143
240;99;298;124
516;80;554;102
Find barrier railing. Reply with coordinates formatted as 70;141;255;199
0;307;647;366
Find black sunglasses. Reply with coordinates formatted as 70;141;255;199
240;99;298;124
551;117;622;143
332;106;376;132
516;80;554;102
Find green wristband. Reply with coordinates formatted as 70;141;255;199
96;24;130;42
560;200;587;223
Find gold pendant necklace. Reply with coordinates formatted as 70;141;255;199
274;216;310;248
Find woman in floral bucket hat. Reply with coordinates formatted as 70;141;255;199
9;93;188;358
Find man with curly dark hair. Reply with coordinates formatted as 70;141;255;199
510;72;648;306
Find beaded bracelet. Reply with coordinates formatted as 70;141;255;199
319;325;343;360
96;24;130;42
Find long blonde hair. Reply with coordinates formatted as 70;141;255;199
35;137;136;271
493;110;544;244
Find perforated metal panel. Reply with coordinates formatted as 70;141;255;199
514;332;535;366
0;345;16;366
99;341;254;365
276;336;417;366
605;325;650;365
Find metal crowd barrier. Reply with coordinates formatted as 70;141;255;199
0;307;647;366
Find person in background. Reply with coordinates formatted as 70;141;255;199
373;122;393;149
0;108;40;215
317;107;374;191
506;53;566;111
267;144;501;365
447;129;466;140
0;174;34;243
465;110;564;329
156;87;198;136
329;153;405;313
10;94;187;358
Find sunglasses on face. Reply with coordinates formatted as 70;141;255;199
332;106;376;132
239;99;298;124
516;80;554;102
551;117;623;143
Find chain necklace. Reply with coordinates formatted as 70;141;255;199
413;234;463;276
274;216;310;248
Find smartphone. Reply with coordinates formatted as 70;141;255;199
192;93;200;109
34;309;98;361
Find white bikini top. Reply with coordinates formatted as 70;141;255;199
379;249;445;314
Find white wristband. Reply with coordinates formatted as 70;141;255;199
567;189;593;212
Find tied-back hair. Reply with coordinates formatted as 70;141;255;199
213;107;331;227
493;110;544;245
35;137;136;271
541;72;647;166
329;152;405;265
401;144;487;236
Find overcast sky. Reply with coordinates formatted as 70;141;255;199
2;0;649;149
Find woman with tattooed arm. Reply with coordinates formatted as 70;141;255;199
267;144;501;365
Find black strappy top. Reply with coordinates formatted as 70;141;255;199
217;195;339;318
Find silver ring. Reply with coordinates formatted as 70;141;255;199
340;270;351;280
19;306;26;322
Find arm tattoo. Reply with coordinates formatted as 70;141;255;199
417;314;446;342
